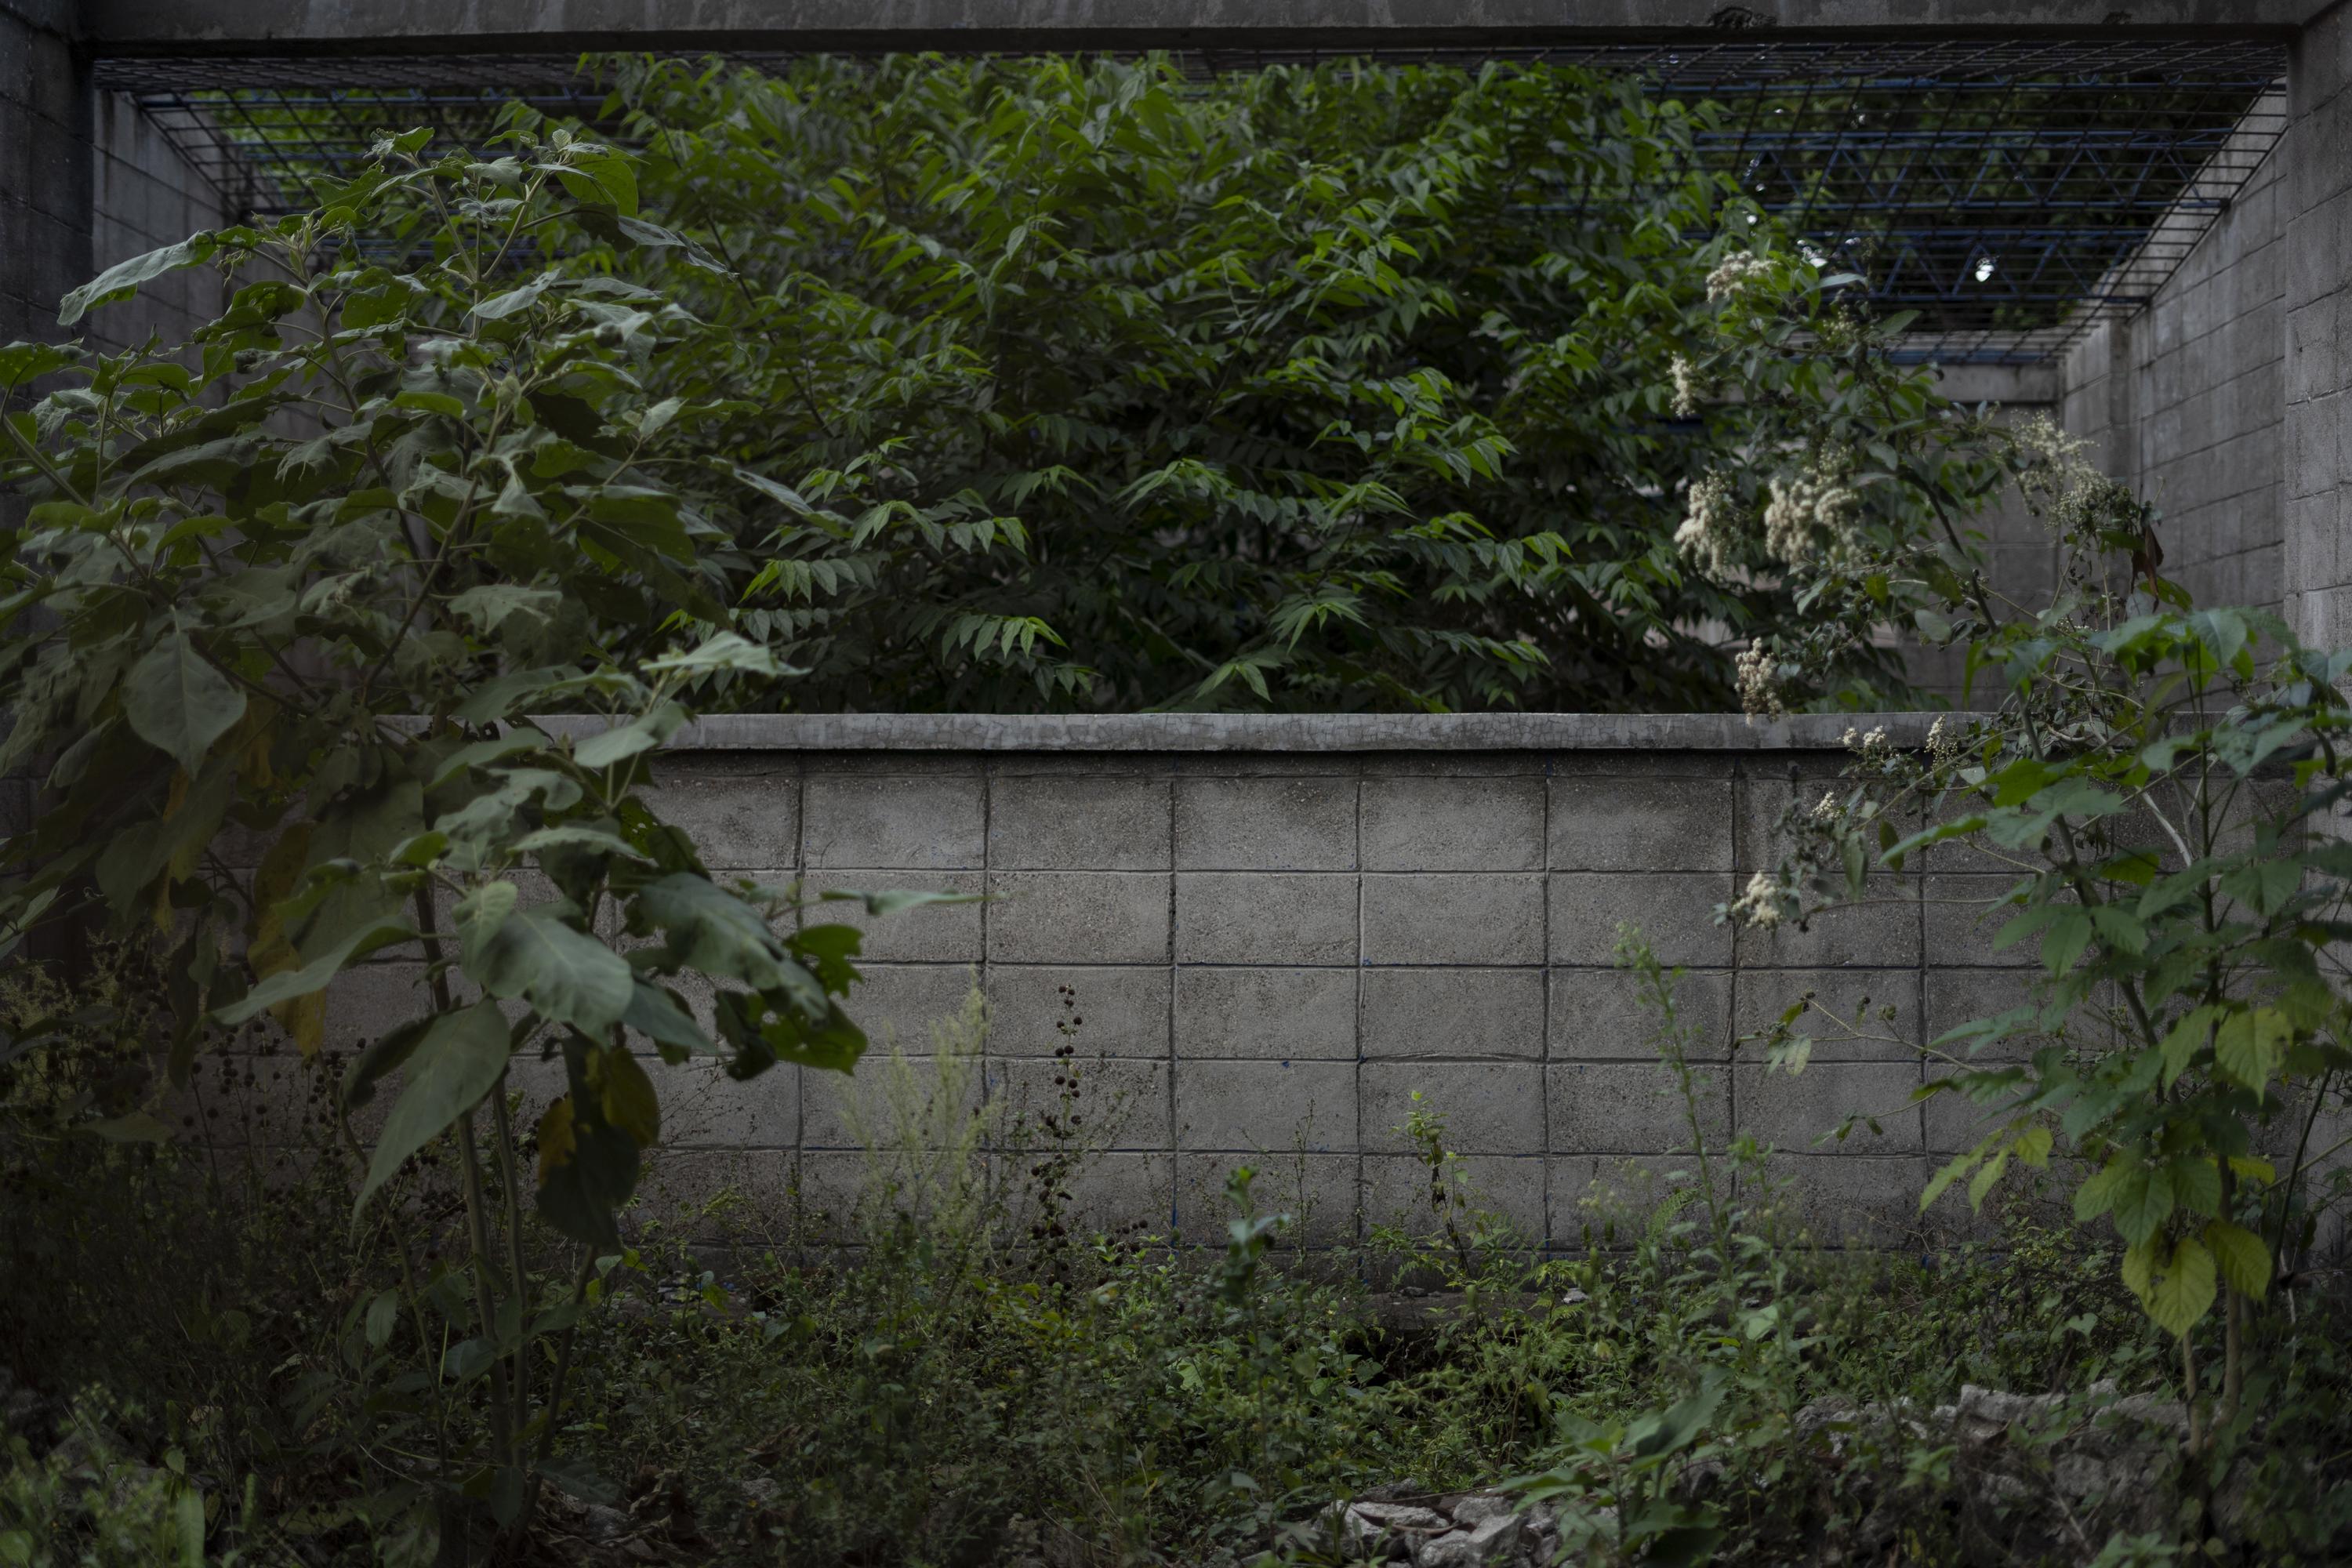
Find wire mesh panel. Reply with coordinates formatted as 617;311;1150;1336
93;38;2286;365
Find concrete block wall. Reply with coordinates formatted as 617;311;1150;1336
297;716;2052;1254
86;90;227;354
2063;98;2288;618
2287;9;2352;652
0;2;87;352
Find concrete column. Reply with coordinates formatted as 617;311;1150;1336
0;2;90;347
2286;5;2352;650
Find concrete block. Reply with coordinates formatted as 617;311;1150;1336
1922;967;2053;1062
1174;871;1354;964
804;869;983;963
1549;776;1733;872
1548;966;1732;1062
1361;873;1543;966
1737;882;1921;968
989;872;1170;964
1174;1151;1356;1248
989;775;1171;869
803;774;982;869
659;1061;799;1149
789;1149;888;1242
996;1150;1173;1236
636;1148;797;1240
640;757;798;869
1733;969;1921;1062
840;963;978;1053
1361;1152;1545;1243
1733;1062;1922;1152
1174;1058;1355;1152
1548;873;1734;967
1749;1154;1930;1247
1921;873;2034;967
1174;775;1356;869
984;964;1170;1058
1359;775;1544;870
1549;1153;1729;1247
321;962;437;1054
802;1052;986;1152
1737;768;1813;875
1921;1065;2036;1155
990;1054;1171;1150
1174;966;1357;1059
1361;1060;1544;1153
1359;967;1544;1060
1547;1061;1728;1155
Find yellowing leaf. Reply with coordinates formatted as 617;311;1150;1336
251;822;314;951
590;1048;659;1148
2147;1235;2218;1338
2120;1237;2154;1305
537;1095;577;1188
276;990;327;1059
2204;1221;2270;1299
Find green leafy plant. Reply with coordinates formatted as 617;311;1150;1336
563;51;2005;713
1508;1372;1727;1568
0;124;963;1549
1728;419;2352;1490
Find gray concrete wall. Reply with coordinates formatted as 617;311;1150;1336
0;2;89;351
87;90;228;354
2286;7;2352;652
309;717;2031;1254
2063;114;2288;617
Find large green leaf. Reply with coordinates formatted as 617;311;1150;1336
632;873;793;993
59;234;221;325
467;906;633;1034
123;632;247;775
354;1003;514;1216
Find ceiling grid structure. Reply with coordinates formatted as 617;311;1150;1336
92;35;2286;366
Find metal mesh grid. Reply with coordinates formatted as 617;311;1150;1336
93;38;2288;365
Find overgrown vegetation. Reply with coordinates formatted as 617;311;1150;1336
4;45;2351;1568
9;965;2350;1566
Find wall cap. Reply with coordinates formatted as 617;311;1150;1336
523;711;1975;752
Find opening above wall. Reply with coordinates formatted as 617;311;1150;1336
95;34;2286;367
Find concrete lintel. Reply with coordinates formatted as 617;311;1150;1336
77;1;2314;56
521;711;1967;753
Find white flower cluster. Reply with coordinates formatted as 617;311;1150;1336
1811;789;1842;823
1669;354;1702;419
1761;456;1864;567
1927;713;1960;764
1705;252;1776;303
1842;724;1891;760
1730;870;1791;929
1674;470;1740;576
1735;644;1784;719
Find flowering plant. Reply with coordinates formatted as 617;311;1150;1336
1722;422;2352;1462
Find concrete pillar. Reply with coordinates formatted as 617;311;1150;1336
2286;6;2352;651
0;2;90;347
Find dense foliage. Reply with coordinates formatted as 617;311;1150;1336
574;53;1997;713
0;123;973;1548
1736;419;2352;1490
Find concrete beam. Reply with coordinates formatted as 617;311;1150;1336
77;0;2314;57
